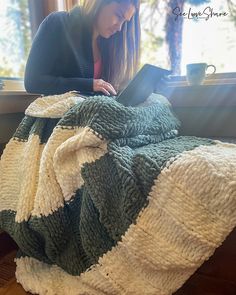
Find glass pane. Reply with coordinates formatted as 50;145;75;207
140;2;170;69
181;0;236;75
140;0;236;75
0;0;32;78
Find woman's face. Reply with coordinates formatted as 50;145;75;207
95;1;136;38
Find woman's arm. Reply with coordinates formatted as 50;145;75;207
24;12;94;95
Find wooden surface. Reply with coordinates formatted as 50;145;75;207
173;107;236;138
0;228;235;294
0;91;38;144
165;84;236;108
0;240;29;295
0;252;17;289
0;233;17;259
0;113;25;144
0;279;30;295
0;144;5;156
0;91;38;114
162;83;236;138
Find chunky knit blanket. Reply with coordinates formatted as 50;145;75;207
0;92;236;295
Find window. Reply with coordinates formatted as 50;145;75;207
0;0;58;82
0;0;32;78
140;0;236;76
140;1;169;70
181;0;236;75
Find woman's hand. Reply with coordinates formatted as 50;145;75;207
93;79;117;96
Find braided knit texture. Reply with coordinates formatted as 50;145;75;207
0;92;236;295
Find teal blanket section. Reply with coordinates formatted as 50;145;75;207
81;136;214;248
58;97;180;142
13;116;60;143
0;96;215;276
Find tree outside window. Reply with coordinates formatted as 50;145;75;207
0;0;32;78
140;0;236;75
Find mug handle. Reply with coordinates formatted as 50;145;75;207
206;64;216;76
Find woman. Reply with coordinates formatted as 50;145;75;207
24;0;140;96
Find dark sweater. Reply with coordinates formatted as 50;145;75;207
24;7;95;95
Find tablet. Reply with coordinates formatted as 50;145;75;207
116;64;171;106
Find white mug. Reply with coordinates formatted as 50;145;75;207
186;63;216;85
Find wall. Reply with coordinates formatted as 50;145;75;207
162;83;236;138
0;92;38;149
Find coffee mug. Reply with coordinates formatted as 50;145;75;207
186;63;216;85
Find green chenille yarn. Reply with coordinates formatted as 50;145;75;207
58;96;180;140
0;96;215;276
81;136;215;248
13;116;60;144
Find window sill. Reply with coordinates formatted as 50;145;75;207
168;72;236;88
0;78;25;92
0;78;40;114
164;76;236;108
0;90;28;96
0;91;39;114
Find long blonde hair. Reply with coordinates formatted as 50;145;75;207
78;0;140;90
